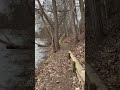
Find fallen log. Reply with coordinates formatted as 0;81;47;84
69;51;85;90
69;51;85;82
35;42;49;47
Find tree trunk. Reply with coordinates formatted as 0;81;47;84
79;0;85;33
37;0;58;51
63;0;69;37
79;0;84;19
40;12;53;43
74;1;79;34
70;0;79;43
52;0;60;52
87;0;104;42
37;0;54;30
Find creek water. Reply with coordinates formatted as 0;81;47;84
35;24;49;67
35;38;48;67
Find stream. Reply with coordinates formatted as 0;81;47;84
35;38;48;67
35;24;49;67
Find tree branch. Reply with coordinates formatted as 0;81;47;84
36;0;54;29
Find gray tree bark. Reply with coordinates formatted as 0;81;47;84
52;0;60;52
79;0;85;33
70;0;79;43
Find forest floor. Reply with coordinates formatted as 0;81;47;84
35;32;85;90
87;28;120;89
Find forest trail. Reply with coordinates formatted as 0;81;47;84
35;34;85;90
36;50;73;90
36;39;73;90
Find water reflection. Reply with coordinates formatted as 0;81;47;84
35;38;48;67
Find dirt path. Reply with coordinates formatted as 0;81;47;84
35;32;85;90
36;35;74;90
35;37;74;90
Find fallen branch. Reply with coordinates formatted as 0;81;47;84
35;43;48;47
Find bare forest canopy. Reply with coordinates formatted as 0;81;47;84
35;0;85;52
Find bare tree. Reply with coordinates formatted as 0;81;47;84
70;0;79;43
63;0;69;37
52;0;60;51
36;0;54;30
36;0;60;52
79;0;85;33
36;0;83;51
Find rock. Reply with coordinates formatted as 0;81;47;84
75;87;80;90
56;81;60;84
